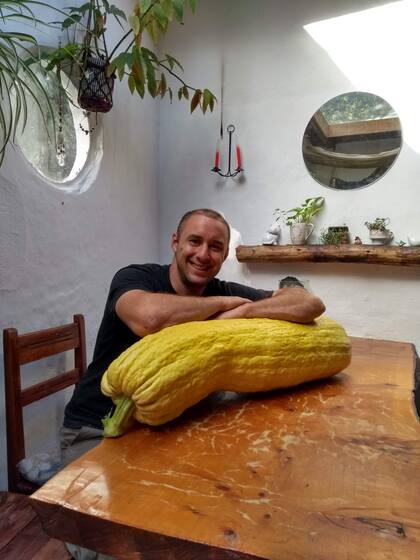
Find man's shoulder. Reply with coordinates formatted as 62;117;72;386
109;263;171;295
112;263;167;282
116;263;164;275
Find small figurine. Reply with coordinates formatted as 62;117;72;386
262;232;278;245
407;236;420;246
262;220;281;245
354;236;363;245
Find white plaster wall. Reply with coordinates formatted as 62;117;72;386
0;0;159;489
2;0;420;491
158;0;420;350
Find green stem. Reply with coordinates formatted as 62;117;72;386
158;61;190;88
102;395;135;438
108;29;132;60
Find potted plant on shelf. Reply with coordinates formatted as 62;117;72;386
364;217;393;245
319;225;350;245
278;197;324;245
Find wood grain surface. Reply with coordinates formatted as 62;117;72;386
0;492;71;559
31;338;420;560
235;245;420;267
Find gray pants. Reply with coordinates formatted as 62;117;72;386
59;426;115;560
59;425;103;466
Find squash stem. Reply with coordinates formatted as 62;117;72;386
102;395;135;438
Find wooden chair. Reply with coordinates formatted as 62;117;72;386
3;314;86;494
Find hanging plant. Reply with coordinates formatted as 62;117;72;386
74;2;115;114
78;54;115;113
43;0;217;116
0;1;64;166
0;1;216;168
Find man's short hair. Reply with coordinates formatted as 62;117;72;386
177;209;231;244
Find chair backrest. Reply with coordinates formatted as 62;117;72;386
3;314;86;494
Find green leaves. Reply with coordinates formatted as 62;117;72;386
40;43;83;72
72;3;93;15
282;197;325;226
202;88;214;113
165;53;183;72
107;4;127;21
0;31;37;44
61;15;81;29
158;72;167;97
152;3;168;29
185;88;217;113
46;0;215;112
0;37;54;166
0;0;217;168
107;51;132;81
146;63;156;97
172;0;184;22
140;0;152;13
190;89;201;113
107;40;216;114
128;14;140;35
364;217;390;232
141;0;199;43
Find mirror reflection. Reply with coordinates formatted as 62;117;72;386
302;92;402;190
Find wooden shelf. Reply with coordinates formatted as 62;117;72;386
235;245;420;267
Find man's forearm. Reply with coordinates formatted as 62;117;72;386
216;287;326;323
145;294;236;331
116;291;251;337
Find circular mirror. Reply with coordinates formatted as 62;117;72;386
302;92;402;190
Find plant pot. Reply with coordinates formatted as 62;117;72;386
290;223;314;245
369;229;394;245
78;55;115;113
328;226;350;244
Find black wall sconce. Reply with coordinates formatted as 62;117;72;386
211;124;243;178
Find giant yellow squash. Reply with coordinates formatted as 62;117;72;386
101;317;351;436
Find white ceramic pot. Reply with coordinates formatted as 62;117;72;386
369;229;393;245
290;223;314;245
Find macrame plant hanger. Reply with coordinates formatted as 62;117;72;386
77;0;115;116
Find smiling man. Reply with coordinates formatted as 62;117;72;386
172;210;231;292
61;208;325;465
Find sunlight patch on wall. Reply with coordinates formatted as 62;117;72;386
304;0;420;153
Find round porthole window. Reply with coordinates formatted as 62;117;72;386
15;64;100;192
302;91;402;190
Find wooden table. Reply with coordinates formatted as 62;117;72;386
30;338;420;560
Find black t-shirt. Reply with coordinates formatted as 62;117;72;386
63;263;271;429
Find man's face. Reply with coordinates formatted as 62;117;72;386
171;214;229;291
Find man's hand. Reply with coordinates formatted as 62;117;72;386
215;287;325;323
220;296;253;312
214;303;251;320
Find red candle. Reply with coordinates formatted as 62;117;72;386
214;148;220;168
236;145;242;169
